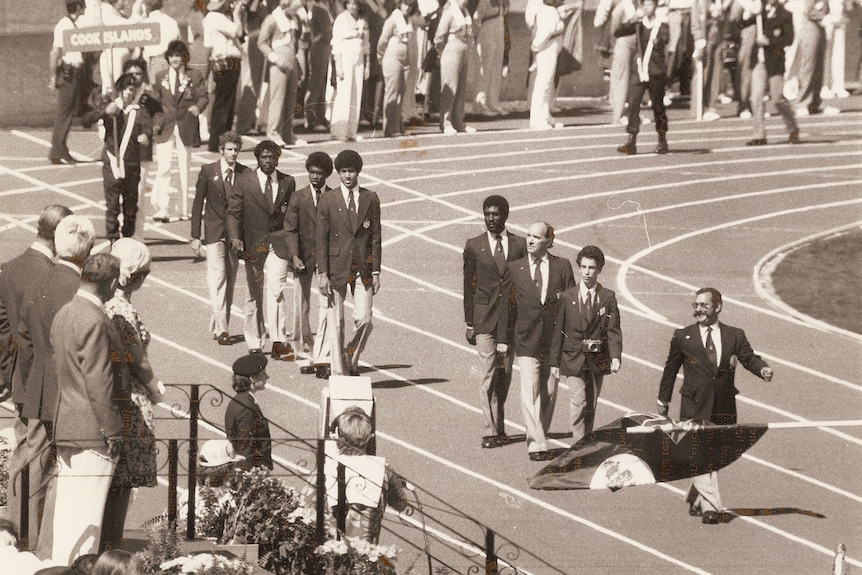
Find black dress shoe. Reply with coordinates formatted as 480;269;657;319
300;365;317;374
271;342;295;361
689;505;702;517
529;451;554;461
482;436;498;449
746;138;768;146
348;366;361;376
315;365;331;379
701;511;720;524
217;332;232;346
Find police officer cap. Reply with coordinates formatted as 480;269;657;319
232;353;268;376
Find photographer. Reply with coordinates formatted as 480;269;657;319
203;0;247;152
548;245;622;445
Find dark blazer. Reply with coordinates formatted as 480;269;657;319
225;391;273;471
462;232;527;336
549;282;623;376
152;66;209;146
741;3;794;76
658;322;770;424
285;184;332;274
17;264;81;422
192;160;249;244
615;19;670;77
0;246;54;400
51;294;125;450
227;168;296;264
497;254;575;358
316;186;382;287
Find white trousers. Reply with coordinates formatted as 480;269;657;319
518;355;558;453
206;240;239;336
152;125;190;217
529;41;560;128
328;282;373;375
243;249;289;349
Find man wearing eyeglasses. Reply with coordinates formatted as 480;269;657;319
656;287;774;525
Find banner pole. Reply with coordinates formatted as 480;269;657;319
625;419;862;434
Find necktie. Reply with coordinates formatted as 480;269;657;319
265;176;273;203
705;326;717;367
493;235;505;275
347;188;356;213
315;187;321;206
172;71;179;95
533;257;543;296
225;167;233;188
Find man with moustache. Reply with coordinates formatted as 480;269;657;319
286;152;333;369
497;222;575;461
657;287;774;524
228;140;296;359
463;195;527;449
191;131;249;345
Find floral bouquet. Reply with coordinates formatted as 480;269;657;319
161;553;254;575
315;537;399;575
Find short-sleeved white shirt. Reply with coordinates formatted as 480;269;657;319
53;16;85;66
204;12;242;59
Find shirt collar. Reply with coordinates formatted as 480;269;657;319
57;259;82;275
76;288;104;310
531;253;547;265
220;159;234;174
699;322;720;335
486;229;508;243
579;281;596;298
30;241;54;260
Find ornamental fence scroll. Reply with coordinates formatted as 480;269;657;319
0;384;568;574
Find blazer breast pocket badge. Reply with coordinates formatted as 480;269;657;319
598;306;606;316
362;219;370;229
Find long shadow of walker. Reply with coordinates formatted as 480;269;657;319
723;507;826;523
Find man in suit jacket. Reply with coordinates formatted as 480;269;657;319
463;195;527;449
657;287;774;524
13;216;95;553
285;152;333;362
151;39;209;221
549;245;622;445
49;253;125;564
316;150;382;377
191;131;249;345
225;354;273;471
498;222;575;460
227;140;296;358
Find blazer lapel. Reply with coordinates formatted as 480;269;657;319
354;188;371;233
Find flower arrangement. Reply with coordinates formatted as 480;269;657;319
314;537;399;575
0;432;13;508
161;553;254;575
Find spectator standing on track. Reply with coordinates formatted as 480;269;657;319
656;287;774;524
331;0;371;142
298;0;334;131
615;0;671;155
101;238;162;552
471;0;508;117
690;0;729;121
227;140;296;359
285;152;334;363
527;0;577;130
49;0;88;166
434;0;477;135
49;253;125;564
462;195;526;450
497;222;575;461
316;150;382;377
793;0;840;116
14;216;95;556
594;0;638;125
742;0;800;146
203;0;247;152
378;0;418;137
151;40;209;222
191;131;249;346
549;245;622;445
258;0;308;148
225;354;273;471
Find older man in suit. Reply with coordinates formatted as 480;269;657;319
463;195;527;449
657;287;774;524
191;131;249;346
49;253;125;564
316;150;381;377
497;222;575;461
549;245;622;445
14;216;95;554
286;152;333;364
228;140;296;359
151;40;209;221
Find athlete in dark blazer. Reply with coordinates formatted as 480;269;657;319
316;150;382;376
285;152;334;359
191;131;249;344
227;140;296;357
657;287;774;524
549;245;622;445
462;195;527;449
497;222;575;459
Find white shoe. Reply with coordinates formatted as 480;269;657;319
355;135;365;142
266;134;287;147
283;139;308;148
834;89;850;99
443;125;457;135
784;77;799;100
822;106;840;116
552;122;564;129
641;115;651;125
702;110;720;121
739;110;752;119
820;87;834;100
663;95;673;106
463;126;477;134
619;116;629;126
717;94;733;105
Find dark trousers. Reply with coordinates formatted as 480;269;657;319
49;67;83;161
103;159;141;240
626;75;669;135
208;61;241;152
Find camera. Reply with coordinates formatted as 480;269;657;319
582;339;603;353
